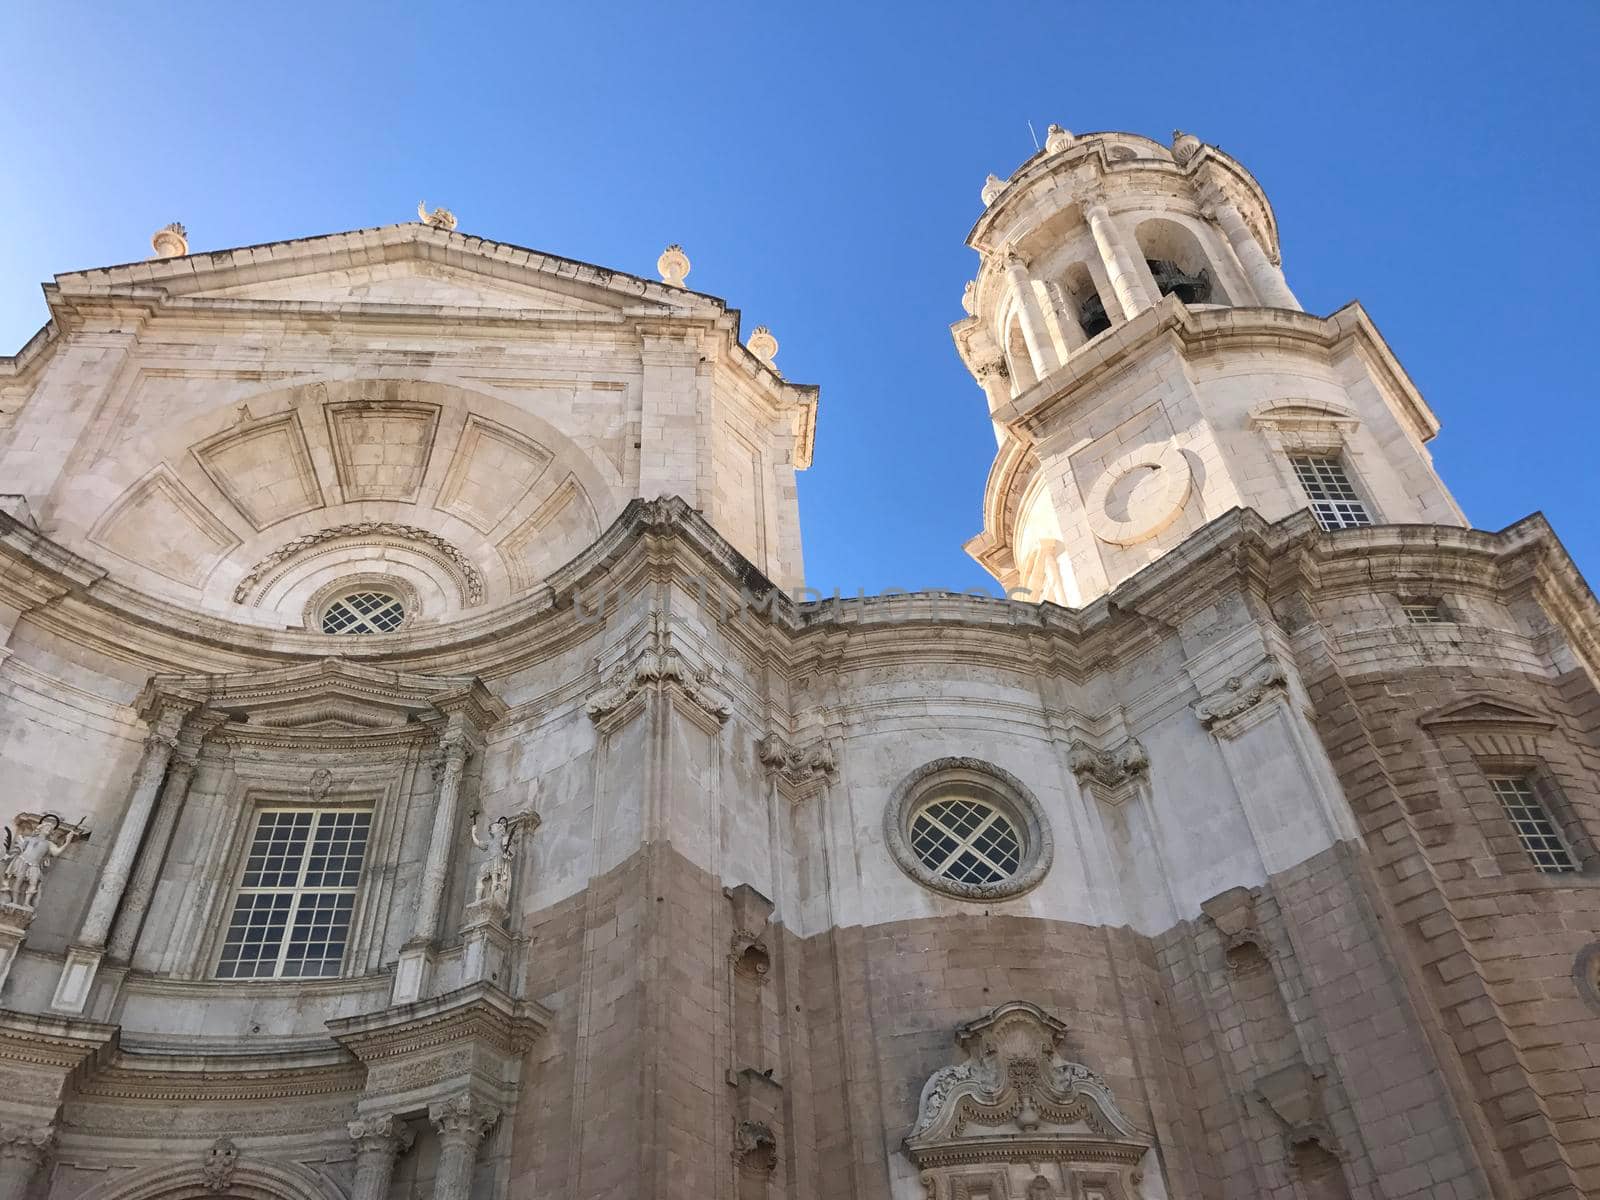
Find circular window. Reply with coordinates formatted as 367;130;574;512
885;758;1053;901
319;590;407;635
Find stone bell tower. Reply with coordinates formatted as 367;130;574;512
956;127;1467;607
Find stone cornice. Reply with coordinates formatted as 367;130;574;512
328;980;552;1062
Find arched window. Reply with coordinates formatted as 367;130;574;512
1135;217;1231;306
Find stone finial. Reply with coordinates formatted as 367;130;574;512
150;222;188;259
1044;124;1075;153
657;243;691;288
1171;130;1202;166
981;174;1008;206
417;201;458;231
961;280;976;315
747;326;779;367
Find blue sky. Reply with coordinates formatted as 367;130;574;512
3;3;1597;597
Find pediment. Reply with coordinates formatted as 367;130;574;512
1419;695;1556;734
56;224;702;318
1247;398;1361;433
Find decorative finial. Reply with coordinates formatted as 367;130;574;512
1171;130;1202;166
981;174;1008;206
961;280;976;316
417;202;458;231
747;326;779;367
1044;124;1075;153
150;222;188;259
657;244;690;288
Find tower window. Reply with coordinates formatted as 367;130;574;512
1290;455;1372;531
1077;293;1111;339
1487;775;1577;874
216;808;372;979
320;590;406;634
1402;599;1449;625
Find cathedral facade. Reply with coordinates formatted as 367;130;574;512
0;128;1595;1200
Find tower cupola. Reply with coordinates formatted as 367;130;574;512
956;130;1465;608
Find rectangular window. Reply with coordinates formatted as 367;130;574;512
1402;600;1449;625
216;808;371;979
1487;775;1577;874
1290;455;1373;531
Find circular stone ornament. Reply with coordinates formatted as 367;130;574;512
1084;441;1194;547
884;758;1054;901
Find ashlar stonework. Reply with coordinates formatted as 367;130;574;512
0;127;1595;1200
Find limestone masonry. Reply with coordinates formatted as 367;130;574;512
0;127;1595;1200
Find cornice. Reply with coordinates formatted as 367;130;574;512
328;981;552;1062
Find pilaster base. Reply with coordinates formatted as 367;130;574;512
49;946;103;1015
390;942;433;1007
461;905;513;989
0;904;35;996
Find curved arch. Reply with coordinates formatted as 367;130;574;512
72;1158;346;1200
1135;215;1233;306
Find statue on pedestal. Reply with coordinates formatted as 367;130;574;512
468;812;517;914
1;814;89;910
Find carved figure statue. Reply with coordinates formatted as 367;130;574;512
0;814;89;909
468;812;517;911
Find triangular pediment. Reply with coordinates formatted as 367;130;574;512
54;223;706;318
1419;695;1556;733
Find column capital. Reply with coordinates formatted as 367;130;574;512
349;1111;415;1157
0;1121;55;1163
428;1092;499;1149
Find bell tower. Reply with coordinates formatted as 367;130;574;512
956;127;1466;607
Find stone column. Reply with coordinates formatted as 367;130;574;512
349;1113;414;1200
1201;186;1300;311
428;1094;498;1200
1001;255;1060;377
392;730;471;1004
106;749;198;962
0;1123;55;1196
1081;193;1155;320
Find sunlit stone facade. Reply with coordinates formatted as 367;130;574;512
0;130;1595;1200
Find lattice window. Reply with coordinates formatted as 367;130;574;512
320;590;406;635
1488;775;1577;874
909;797;1023;886
1290;455;1372;531
216;808;372;979
1402;600;1449;625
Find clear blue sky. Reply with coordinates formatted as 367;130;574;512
3;3;1597;597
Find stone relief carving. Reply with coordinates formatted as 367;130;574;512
905;1001;1149;1175
429;1091;499;1145
201;1136;238;1192
308;768;333;803
232;521;484;606
1194;656;1288;730
757;733;837;788
585;610;730;725
733;1119;778;1175
1;812;89;909
1066;737;1149;792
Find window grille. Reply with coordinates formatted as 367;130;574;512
216;808;372;979
1487;775;1577;874
1290;455;1373;531
909;797;1022;886
1402;601;1448;625
320;591;405;635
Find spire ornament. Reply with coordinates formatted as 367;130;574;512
417;202;458;231
1044;124;1075;153
1171;129;1202;166
747;326;779;367
657;243;691;288
150;223;189;259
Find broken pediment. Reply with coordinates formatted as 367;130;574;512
904;1001;1151;1175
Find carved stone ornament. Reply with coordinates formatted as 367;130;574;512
1170;129;1202;166
0;812;90;910
1066;737;1149;791
201;1136;238;1192
904;1001;1149;1171
150;221;189;258
349;1111;415;1156
585;610;730;725
0;1121;56;1164
657;243;691;288
1044;124;1075;154
417;201;458;231
1194;656;1288;731
467;804;537;920
981;174;1008;206
725;882;774;979
429;1091;499;1147
308;767;333;803
747;326;780;367
233;521;484;606
757;732;837;788
961;280;977;315
733;1119;779;1175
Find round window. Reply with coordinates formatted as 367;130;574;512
885;758;1053;901
320;590;407;635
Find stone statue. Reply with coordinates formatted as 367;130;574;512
468;812;517;912
1;814;89;909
